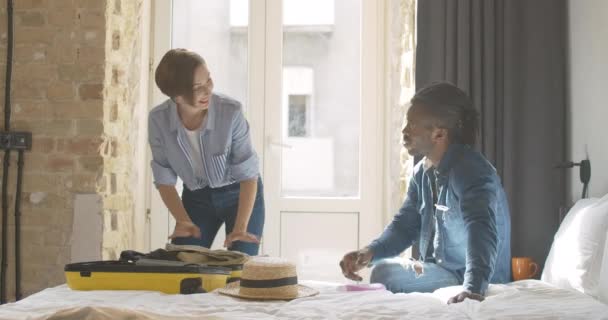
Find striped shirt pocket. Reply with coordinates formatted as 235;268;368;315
210;152;229;183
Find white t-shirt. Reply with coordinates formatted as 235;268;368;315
185;126;205;178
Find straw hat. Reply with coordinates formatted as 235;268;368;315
217;257;318;300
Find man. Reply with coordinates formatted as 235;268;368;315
340;82;511;304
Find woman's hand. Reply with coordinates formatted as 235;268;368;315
224;230;260;248
168;220;202;240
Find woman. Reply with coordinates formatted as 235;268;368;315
148;48;264;255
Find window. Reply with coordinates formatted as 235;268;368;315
230;0;334;27
288;95;310;137
283;67;314;138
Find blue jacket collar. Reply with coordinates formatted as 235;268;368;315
435;144;469;177
422;144;469;178
169;95;217;133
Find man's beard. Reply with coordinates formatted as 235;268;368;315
405;140;432;157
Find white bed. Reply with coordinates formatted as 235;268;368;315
2;195;608;319
0;279;606;320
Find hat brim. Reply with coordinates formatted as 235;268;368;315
217;281;319;300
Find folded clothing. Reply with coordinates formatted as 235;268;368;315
165;244;249;266
119;249;180;263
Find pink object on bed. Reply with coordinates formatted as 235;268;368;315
337;283;386;292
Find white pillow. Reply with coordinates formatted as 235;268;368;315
541;194;608;300
599;229;608;304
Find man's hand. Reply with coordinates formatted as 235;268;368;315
168;221;202;240
224;230;260;248
447;291;485;304
339;248;373;281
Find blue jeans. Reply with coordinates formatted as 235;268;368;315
172;177;265;256
370;258;462;293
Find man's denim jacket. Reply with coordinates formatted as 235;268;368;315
369;144;511;295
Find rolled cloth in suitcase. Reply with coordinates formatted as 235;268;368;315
165;244;249;266
165;244;248;282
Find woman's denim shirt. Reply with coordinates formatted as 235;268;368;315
148;93;259;190
369;144;511;295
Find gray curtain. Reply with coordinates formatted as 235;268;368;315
415;0;568;272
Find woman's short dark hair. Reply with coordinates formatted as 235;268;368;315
155;48;206;101
411;82;480;146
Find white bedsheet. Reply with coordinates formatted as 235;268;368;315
0;280;606;320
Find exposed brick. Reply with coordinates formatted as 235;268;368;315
43;228;71;246
78;83;103;100
110;211;117;230
22;266;41;287
110;173;116;194
51;101;103;120
78;156;103;172
15;27;55;45
13;82;46;100
68;173;99;192
12;101;51;120
48;43;79;64
104;248;118;261
14;64;58;82
113;0;121;15
97;171;107;193
109;102;118;121
13;0;47;10
23;192;70;210
111;67;124;85
22;154;47;172
21;226;45;246
17;12;46;27
77;10;105;28
24;245;64;267
14;45;47;63
51;0;76;9
30;136;55;153
75;119;103;136
63;137;103;156
48;9;77;27
55;247;71;266
2;0;145;301
41;120;74;137
47;82;75;101
112;31;120;50
104;195;130;211
23;173;61;192
22;284;42;300
111;139;118;157
8;119;36;132
85;0;107;10
76;46;105;63
58;63;104;82
83;30;101;44
46;155;74;172
30;209;73;229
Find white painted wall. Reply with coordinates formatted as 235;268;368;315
567;0;608;201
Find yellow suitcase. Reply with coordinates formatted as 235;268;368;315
225;264;243;283
65;261;230;294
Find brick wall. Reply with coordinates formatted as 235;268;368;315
100;0;144;261
0;0;145;300
385;0;416;224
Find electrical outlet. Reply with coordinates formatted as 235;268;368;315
0;131;32;150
